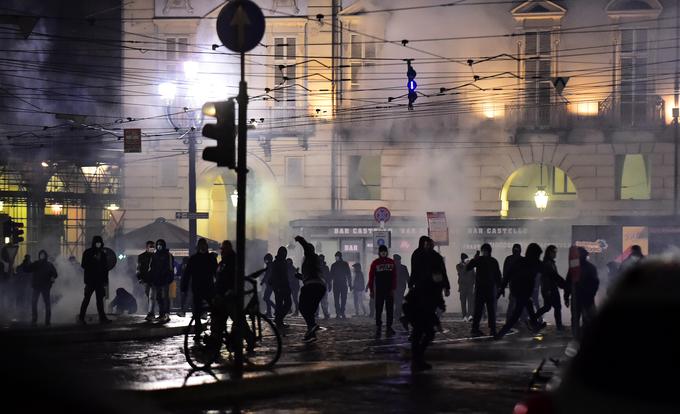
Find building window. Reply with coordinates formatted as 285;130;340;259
620;28;648;125
166;37;188;79
616;154;651;200
551;166;576;194
273;37;297;107
348;155;380;200
524;31;552;126
159;157;177;187
349;34;375;87
285;156;304;186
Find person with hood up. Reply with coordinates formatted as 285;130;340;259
368;245;398;338
136;240;156;321
108;288;137;315
351;262;367;316
317;254;331;320
270;246;293;329
466;243;502;337
79;235;111;324
502;243;524;324
148;239;174;323
329;251;352;319
287;258;301;317
536;245;566;331
564;247;600;339
294;236;326;343
28;250;57;326
456;253;475;322
393;254;410;323
182;238;218;335
495;243;547;339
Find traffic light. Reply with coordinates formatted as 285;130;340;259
10;220;24;244
202;99;236;168
2;220;10;244
406;60;417;110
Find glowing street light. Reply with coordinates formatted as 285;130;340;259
41;161;49;168
51;203;63;214
106;203;120;211
158;81;177;102
183;60;199;80
230;189;238;208
534;187;549;211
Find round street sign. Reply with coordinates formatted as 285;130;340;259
374;206;391;223
216;0;266;53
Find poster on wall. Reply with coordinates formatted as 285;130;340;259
427;212;449;246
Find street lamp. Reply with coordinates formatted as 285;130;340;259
534;164;549;211
51;203;63;214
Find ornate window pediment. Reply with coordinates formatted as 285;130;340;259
605;0;662;19
511;1;566;22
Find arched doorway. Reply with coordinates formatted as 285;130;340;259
500;164;578;218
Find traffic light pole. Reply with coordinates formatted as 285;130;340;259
233;52;248;378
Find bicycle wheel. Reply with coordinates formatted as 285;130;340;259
184;315;220;370
244;313;282;369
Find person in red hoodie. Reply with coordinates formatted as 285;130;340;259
368;244;397;339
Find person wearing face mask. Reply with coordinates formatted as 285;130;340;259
329;251;351;319
79;235;111;324
137;241;156;321
27;250;57;326
183;238;217;337
148;239;174;323
368;245;397;338
456;253;476;322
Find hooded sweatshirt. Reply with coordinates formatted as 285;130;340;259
28;250;57;290
81;236;109;286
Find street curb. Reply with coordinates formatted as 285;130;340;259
119;361;400;406
1;324;188;344
421;338;569;361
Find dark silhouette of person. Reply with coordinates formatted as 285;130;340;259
260;253;275;318
329;251;351;318
466;243;502;337
295;236;326;343
28;250;57;326
620;244;644;274
456;253;475;321
183;238;217;336
352;262;367;316
317;254;331;319
502;243;523;324
287;258;300;316
407;236;441;372
177;256;190;317
108;288;137;315
496;243;547;339
271;246;292;328
393;254;410;321
565;247;599;339
79;235;111;324
136;240;155;321
368;245;397;338
536;245;566;331
148;239;174;323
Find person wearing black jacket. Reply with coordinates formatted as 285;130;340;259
183;238;217;335
271;246;292;328
407;236;441;372
260;253;275;318
317;255;331;320
79;235;111;324
295;236;326;343
287;258;301;317
137;241;156;321
564;247;600;339
149;239;174;323
393;254;410;321
466;243;502;337
28;250;57;326
329;251;351;318
495;243;547;339
502;244;523;324
536;245;566;331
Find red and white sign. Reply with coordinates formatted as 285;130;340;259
373;206;391;223
427;212;449;246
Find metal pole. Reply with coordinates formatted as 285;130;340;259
330;0;338;212
233;52;248;378
188;130;197;254
675;0;679;216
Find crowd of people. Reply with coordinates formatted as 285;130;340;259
2;230;647;373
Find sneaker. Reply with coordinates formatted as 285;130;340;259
77;316;87;325
145;313;155;322
385;327;396;337
470;329;485;338
534;321;547;332
311;323;321;333
163;315;171;323
303;331;317;343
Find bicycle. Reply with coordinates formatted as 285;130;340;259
184;268;282;370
